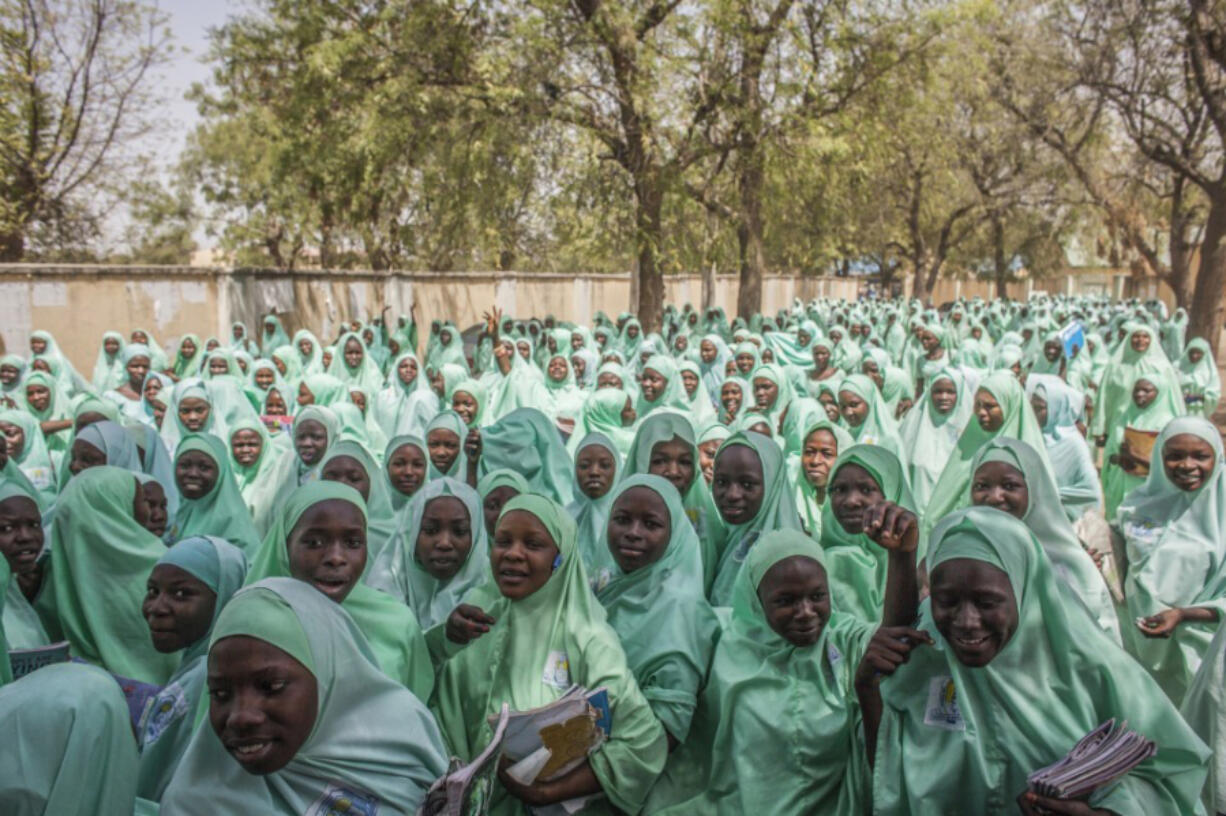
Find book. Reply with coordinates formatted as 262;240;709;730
419;704;510;816
1121;427;1159;476
9;640;71;680
1028;719;1156;800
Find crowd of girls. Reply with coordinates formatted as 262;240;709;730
0;295;1223;815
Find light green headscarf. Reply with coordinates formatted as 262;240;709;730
373;352;439;439
921;370;1051;538
170;434;262;555
567;432;623;584
1102;365;1186;519
898;367;973;509
318;439;398;564
366;476;489;631
0;483;49;650
1177;337;1221;419
136;536;248;801
749;362;796;433
0;408;57;506
1026;374;1102;521
635;354;690;418
259;315;291;357
819;444;919;623
424;410;467;480
162;578;447;814
299;372;348;407
595;475;719;743
0;662;139;815
171;334;204;379
383;433;428;512
91;331;126;392
432;494;669;816
875;507;1210;815
327;331;386;394
228;418;295;537
1090;322;1181;437
244;480;434;700
709;430;802;606
291;328;325;374
836;373;905;464
970;438;1119;643
477;407;574;505
1118;416;1226;703
652;530;872;815
788;416;854;538
47;466;180;682
565;387;635;459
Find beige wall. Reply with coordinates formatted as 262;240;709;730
0;264;1186;372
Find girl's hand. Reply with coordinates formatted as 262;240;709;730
1136;608;1182;638
862;501;919;553
445;604;495;644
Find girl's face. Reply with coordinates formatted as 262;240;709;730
862;361;883;390
930;558;1018;667
735;353;755;374
179;397;211;431
548;356;569;383
697;439;721;484
132;331;148;344
181;338;197;357
321;350;334;368
721;383;743;416
426;428;461;474
753;377;779;411
648;437;695;495
680;370;700;397
176;450;220;499
0;364;19;386
273;356;287;376
812;345;831;369
127;355;150;388
1130;331;1151;353
69;439;107;476
712;444;765;525
571;356;586;381
597;372;623;390
930;378;957;415
758;556;830;647
640;368;666;403
142;481;169;538
1;422;23;459
970;461;1029;518
416;496;473;580
25;384;50;412
143;563;217;653
0;495;42;577
343;338;364;369
482;486;519;534
576;445;617;499
254;367;275;390
1163;433;1216;492
264;390;287;416
1029;395;1047;428
287;499;366;603
320;455;371;502
1131;379;1157;409
838;390;869;428
294;420;328;466
607;486;671;574
452;391;478;425
209;356;229;376
973;389;1004;432
828;463;884;533
491;510;559;601
516;342;531;361
398;356;418;386
297;382;315;407
349;390;367;415
231;429;263;467
208;635;318;775
1189;348;1205;364
801;429;839;489
387;444;427;498
700;340;717;363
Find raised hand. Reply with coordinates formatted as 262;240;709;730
862;501;919;553
854;626;932;690
446;604;495;644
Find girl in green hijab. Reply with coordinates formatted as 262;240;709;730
862;506;1209;815
0;408;57;506
327;331;386;394
635;354;690;419
374;352;439;439
171;334;204;380
137;535;248;801
921;370;1051;538
259;314;291;357
432;494;668;816
162;578;447;814
0;482;50;649
898;368;973;509
47;465;180;683
595;474;719;746
1101;367;1186;520
170;434;262;555
568;432;623;585
565;387;636;459
1090;322;1181;443
0;662;140;815
424;410;467;480
1117;416;1226;704
1026;374;1103;521
969;438;1119;643
476;407;574;506
318;438;398;564
229;417;295;537
384;434;428;513
22;369;72;467
836;373;906;464
544;351;587;423
749;362;796;436
709;430;802;606
244;480;434;700
788;416;854;538
297;372;348;407
1177;337;1221;419
291;328;325;375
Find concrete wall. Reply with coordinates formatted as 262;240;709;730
0;264;1187;371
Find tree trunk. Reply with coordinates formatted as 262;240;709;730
634;181;665;334
1188;191;1226;358
0;228;24;262
992;216;1009;299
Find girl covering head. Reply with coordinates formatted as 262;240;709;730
326;331;385;394
383;434;428;513
170;433;262;554
1090;322;1181;439
432;494;669;815
0;662;140;815
921;370;1051;538
565;387;635;459
748;362;795;434
29;329;90;396
297;373;348;407
1117;416;1226;703
259;314;291;357
676;358;717;427
449;376;488;428
697;334;732;404
46;466;180;682
373;351;439;439
898;367;974;509
595;474;720;744
1177;337;1221;419
0;482;50;648
969;437;1119;642
835;373;906;464
477;407;574;506
21;369;71;464
635;353;691;419
161;578;447;814
567;432;623;583
91;331;127;392
1101;365;1186;519
329;400;387;462
868;506;1210;815
171;334;204;380
229;417;293;536
0;408;57;506
820;444;920;623
318;439;398;564
709;430;802;605
543;352;586;422
1025;374;1102;521
367;476;489;633
136;535;248;800
291;328;325;375
424;410;468;480
244;480;434;699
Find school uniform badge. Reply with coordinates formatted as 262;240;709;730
141;682;188;746
923;676;964;731
305;783;379;816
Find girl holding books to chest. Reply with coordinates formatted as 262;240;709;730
431;494;668;815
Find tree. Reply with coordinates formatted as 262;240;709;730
0;0;172;259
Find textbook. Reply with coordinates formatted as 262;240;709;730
1028;719;1156;800
419;704;510;816
1120;427;1159;476
9;640;70;680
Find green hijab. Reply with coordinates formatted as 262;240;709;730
47;466;180;682
635;353;690;418
244;480;434;700
432;494;669;816
788;416;854;538
595;475;720;742
921;370;1051;538
0;483;49;650
1102;365;1186;519
0;662;139;815
567;432;623;583
136;536;248;801
565;387;635;460
709;430;802;606
970;438;1119;643
477;407;574;505
171;334;204;379
1117;416;1226;703
424;410;467;480
0;408;57;506
170;434;262;555
318;439;398;564
383;433;428;512
162;578;447;814
367;476;489;631
875;507;1210;815
327;331;385;394
653;530;872;815
749;362;796;433
1178;337;1221;419
836;373;905;463
898;367;973;509
819;444;919;623
228;417;295;537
